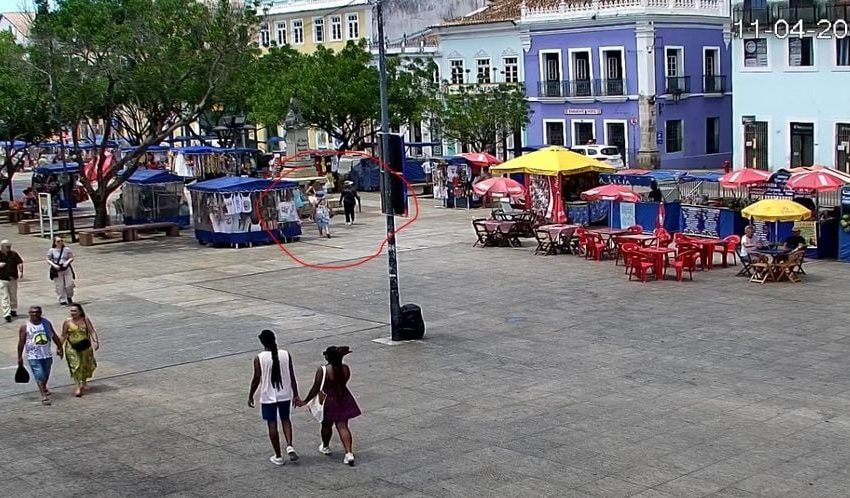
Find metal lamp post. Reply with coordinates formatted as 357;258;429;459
376;0;402;341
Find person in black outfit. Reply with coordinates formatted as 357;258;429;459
0;240;24;322
648;180;663;203
782;227;807;251
339;181;361;226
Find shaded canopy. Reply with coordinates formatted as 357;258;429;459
490;146;616;176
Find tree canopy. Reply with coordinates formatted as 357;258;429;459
437;82;531;154
250;41;438;151
29;0;257;226
0;30;53;199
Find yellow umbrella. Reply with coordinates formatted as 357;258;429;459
741;199;812;222
489;146;617;176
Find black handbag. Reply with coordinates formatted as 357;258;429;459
15;363;30;383
49;267;58;280
70;338;91;352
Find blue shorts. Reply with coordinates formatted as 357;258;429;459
261;401;291;422
28;358;53;383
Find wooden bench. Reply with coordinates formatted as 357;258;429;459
78;222;180;247
18;214;96;235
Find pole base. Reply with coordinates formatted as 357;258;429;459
372;337;423;346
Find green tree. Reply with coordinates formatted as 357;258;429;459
437;82;531;154
250;40;438;151
29;0;258;227
0;31;53;200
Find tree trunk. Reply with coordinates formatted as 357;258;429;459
92;193;110;228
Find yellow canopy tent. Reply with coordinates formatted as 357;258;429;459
489;146;617;176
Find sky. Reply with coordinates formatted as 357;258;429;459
0;0;34;13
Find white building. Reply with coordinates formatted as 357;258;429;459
0;12;31;45
731;0;850;172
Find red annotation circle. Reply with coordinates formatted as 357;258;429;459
256;150;421;270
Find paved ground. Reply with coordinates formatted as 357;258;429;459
1;190;850;497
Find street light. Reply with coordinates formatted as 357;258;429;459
375;0;402;341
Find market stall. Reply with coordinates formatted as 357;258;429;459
490;146;616;224
122;170;190;228
31;162;87;209
840;187;850;263
600;169;683;232
187;176;301;247
430;156;478;209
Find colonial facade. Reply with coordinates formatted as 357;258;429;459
731;0;850;172
0;12;31;45
431;2;529;158
521;0;733;169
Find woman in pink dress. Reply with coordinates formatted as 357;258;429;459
300;346;361;466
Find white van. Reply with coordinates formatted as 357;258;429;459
570;145;625;169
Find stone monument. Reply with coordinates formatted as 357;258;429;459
282;96;314;175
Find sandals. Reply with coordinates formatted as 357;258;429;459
41;398;52;405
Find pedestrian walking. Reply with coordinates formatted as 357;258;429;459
314;192;332;239
298;346;361;466
61;304;98;397
16;306;62;405
248;329;302;466
47;236;75;305
0;240;24;322
339;181;361;226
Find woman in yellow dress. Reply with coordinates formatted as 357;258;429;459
62;303;99;397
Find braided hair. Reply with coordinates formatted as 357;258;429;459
259;330;283;390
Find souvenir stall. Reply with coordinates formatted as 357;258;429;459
119;145;172;170
122;170;190;228
32;162;87;209
187;176;301;247
489;146;615;224
784;167;849;258
839;187;850;263
600;170;682;232
430;156;478;209
745;169;817;253
172;146;229;179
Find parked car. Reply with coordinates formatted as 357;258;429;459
570;145;625;169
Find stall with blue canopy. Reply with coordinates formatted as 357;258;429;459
187;176;301;247
122;170;190;227
32;162;82;209
600;170;682;233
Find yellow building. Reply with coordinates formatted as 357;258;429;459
256;0;372;150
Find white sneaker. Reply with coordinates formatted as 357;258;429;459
269;455;285;466
343;453;355;466
318;444;332;455
346;222;351;226
286;446;299;461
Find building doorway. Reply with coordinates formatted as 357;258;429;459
573;121;595;146
790;122;814;167
744;121;769;170
605;121;627;165
837;123;850;173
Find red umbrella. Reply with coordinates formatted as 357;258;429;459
719;168;770;188
787;170;846;192
472;176;525;197
580;184;641;202
459;152;502;167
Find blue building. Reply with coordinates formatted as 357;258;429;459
520;0;733;170
432;3;528;158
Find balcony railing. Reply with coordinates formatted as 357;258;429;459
665;76;691;94
521;0;730;22
569;79;594;98
538;80;567;98
733;4;850;27
702;75;726;94
596;78;626;96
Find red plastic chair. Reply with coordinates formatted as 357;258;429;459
673;232;692;245
618;242;640;270
589;233;608;261
575;228;591;258
715;235;741;266
628;253;656;283
669;250;700;281
653;227;670;239
627;224;643;234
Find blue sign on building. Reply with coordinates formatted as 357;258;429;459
656;131;663;145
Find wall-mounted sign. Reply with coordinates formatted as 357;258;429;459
742;115;756;125
656;131;663;145
743;38;768;67
629;116;638;125
566;108;602;115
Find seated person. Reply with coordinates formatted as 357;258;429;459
19;188;37;211
782;227;807;252
740;225;766;262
